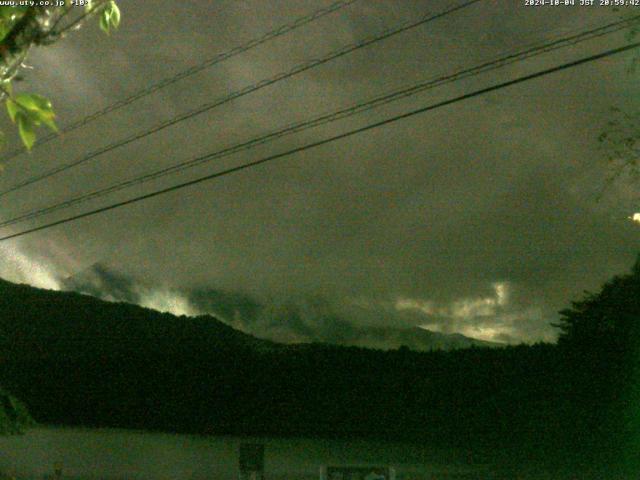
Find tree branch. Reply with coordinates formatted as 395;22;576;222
53;1;110;36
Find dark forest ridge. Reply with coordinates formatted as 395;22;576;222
0;275;530;440
0;260;637;477
0;276;277;359
59;263;502;351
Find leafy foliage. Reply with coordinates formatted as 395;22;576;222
555;255;640;364
0;3;121;428
598;107;640;190
0;3;121;151
0;6;28;43
553;256;640;473
5;92;57;150
598;14;640;187
99;1;120;34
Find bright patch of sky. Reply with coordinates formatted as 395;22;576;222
138;289;198;317
396;283;514;342
0;244;60;291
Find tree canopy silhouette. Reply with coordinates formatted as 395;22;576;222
553;255;640;472
557;255;640;344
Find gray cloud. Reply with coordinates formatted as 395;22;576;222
58;262;501;349
0;0;637;344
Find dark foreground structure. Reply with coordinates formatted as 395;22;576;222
0;258;638;478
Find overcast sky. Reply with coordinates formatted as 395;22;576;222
0;0;637;344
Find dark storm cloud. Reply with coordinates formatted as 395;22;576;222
60;263;498;349
0;0;637;344
60;263;142;304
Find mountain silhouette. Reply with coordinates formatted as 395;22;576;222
60;263;499;351
0;259;634;478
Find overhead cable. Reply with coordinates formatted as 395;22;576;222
0;0;483;198
1;39;637;242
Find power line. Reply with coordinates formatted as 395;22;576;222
1;15;637;229
0;0;360;163
1;40;637;243
0;0;483;199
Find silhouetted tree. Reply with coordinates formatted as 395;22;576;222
553;255;640;471
556;255;640;353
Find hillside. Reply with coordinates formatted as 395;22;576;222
0;272;632;475
60;263;499;351
0;276;536;439
0;277;276;361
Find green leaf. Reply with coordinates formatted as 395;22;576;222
14;93;53;114
40;115;57;133
16;114;35;150
99;2;120;34
5;98;18;123
5;92;57;145
109;2;120;28
99;10;110;34
12;93;56;131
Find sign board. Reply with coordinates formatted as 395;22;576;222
239;443;265;473
320;466;396;480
